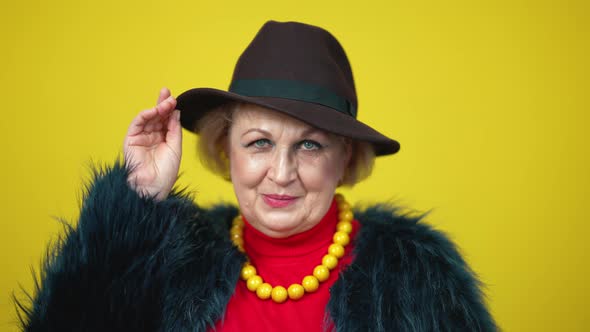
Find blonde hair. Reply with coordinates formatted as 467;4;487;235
195;102;375;186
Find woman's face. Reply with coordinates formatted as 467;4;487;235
228;105;351;238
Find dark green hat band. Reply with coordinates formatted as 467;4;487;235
229;79;357;118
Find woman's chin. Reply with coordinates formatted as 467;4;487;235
249;200;312;237
257;217;300;236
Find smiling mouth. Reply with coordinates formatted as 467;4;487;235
262;194;299;208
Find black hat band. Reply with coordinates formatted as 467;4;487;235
229;79;357;118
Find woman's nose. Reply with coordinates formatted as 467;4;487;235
268;148;297;186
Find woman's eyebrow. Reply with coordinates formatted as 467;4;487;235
241;128;271;137
240;127;324;139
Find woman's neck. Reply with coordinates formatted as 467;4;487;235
241;199;339;260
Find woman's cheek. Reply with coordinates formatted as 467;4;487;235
299;159;338;190
232;152;269;188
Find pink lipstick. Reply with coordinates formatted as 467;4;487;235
262;194;298;208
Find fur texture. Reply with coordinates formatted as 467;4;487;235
329;206;497;331
15;164;497;331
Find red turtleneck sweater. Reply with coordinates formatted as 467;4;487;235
213;199;359;331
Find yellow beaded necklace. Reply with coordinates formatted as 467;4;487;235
230;193;354;303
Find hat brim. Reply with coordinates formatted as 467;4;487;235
176;87;400;156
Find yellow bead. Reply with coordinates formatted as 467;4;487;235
328;243;345;258
337;201;351;211
333;231;350;246
334;193;344;203
339;210;354;222
232;237;244;247
233;216;244;227
230;225;243;236
240;264;257;281
230;232;241;240
288;284;305;300
302;275;319;292
256;283;273;300
322;254;339;270
336;221;353;234
313;265;330;282
246;275;263;291
271;286;288;303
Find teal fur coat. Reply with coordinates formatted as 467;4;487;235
16;163;497;331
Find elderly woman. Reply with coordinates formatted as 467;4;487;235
17;21;497;331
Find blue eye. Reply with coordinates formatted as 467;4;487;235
300;140;322;151
251;139;272;148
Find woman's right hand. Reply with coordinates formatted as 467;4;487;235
123;88;182;201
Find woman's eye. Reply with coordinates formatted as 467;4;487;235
299;140;322;151
250;139;272;148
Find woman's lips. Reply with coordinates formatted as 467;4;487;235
262;194;298;208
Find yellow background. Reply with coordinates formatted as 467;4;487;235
1;0;588;330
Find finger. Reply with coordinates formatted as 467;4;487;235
156;95;177;118
139;96;177;136
144;120;164;133
127;94;176;140
126;107;158;136
143;95;176;129
126;130;165;147
165;110;183;158
157;87;171;105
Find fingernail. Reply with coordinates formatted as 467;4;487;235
175;110;181;120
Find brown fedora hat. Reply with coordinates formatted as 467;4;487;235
177;20;400;156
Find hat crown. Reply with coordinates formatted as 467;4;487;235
229;21;358;114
